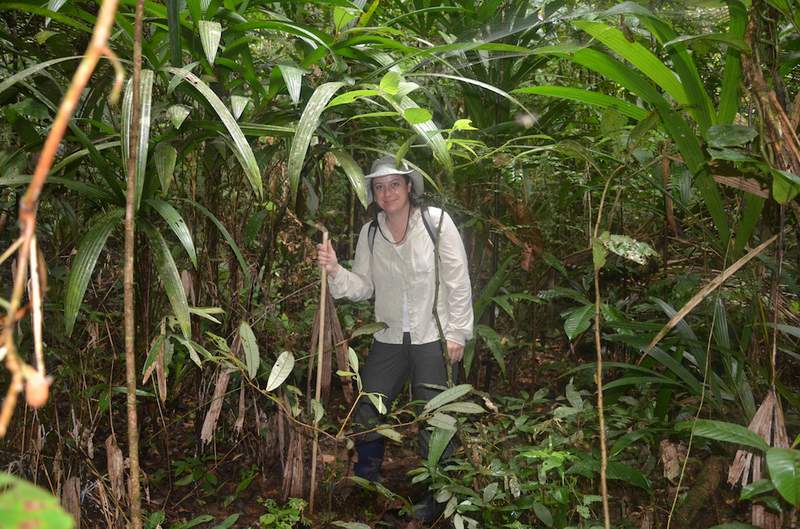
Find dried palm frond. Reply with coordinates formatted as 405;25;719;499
61;476;81;528
281;413;305;500
234;382;246;434
105;434;125;504
200;368;232;445
306;291;353;405
728;389;789;529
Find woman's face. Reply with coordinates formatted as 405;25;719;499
372;174;411;215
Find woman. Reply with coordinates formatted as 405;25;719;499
317;155;473;520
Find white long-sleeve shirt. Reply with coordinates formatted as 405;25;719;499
329;207;474;346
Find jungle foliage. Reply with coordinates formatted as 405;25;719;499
1;0;800;528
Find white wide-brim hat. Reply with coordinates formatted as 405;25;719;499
364;155;423;204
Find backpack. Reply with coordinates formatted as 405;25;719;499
367;206;438;254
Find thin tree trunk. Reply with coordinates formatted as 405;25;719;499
124;0;145;526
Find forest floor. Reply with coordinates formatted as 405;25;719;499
0;342;749;528
130;345;746;529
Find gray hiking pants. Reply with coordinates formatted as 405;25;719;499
353;332;450;458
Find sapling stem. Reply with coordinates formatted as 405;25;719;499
309;226;329;514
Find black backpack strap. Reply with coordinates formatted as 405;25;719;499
420;206;438;247
368;220;378;254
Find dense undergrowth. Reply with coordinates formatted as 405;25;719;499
2;0;800;527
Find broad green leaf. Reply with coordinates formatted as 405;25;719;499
663;33;745;51
564;304;593;341
287;82;345;200
427;426;455;466
414;73;533;117
598;232;657;265
592;239;608;270
452;119;477;131
603;376;681;390
427;412;457;431
574;20;687;106
210;513;240;529
312;398;324;424
44;0;67;26
142;335;165;382
142;221;191;339
154;143;178;194
64;209;124;336
121;69;154;211
230;20;333;54
0;473;74;529
705;125;757;148
231;95;250;119
606;461;651;490
0;56;81;96
423;384;473;413
604;3;715;130
513;85;648;121
333;6;359;32
186;200;251;285
278;64;304;105
718;0;747;124
676;419;769;451
533;502;553;527
146;199;197;268
645;346;702;394
379;71;402;94
378;92;452;176
199;21;222;65
740;479;775;500
189;307;223;324
351;321;388;338
465;254;514;375
0;174;114;203
403;107;432;125
347;347;359;374
238;321;259;379
167;105;190;129
166;67;262;198
330;150;368;208
166;0;181;66
367;393;387;414
0;3;91;32
732;194;765;257
50;140;119;174
766;447;800;506
773;170;800;204
266;351;294;391
475;325;506;377
327;89;379;108
483;482;499;503
376;426;403;443
436;402;485;414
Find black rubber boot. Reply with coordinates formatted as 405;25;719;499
411;492;445;523
353;438;385;482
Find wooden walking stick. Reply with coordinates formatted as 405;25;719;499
309;224;328;514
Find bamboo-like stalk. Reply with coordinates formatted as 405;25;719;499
309;228;328;514
0;0;121;437
592;173;615;529
124;0;146;526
